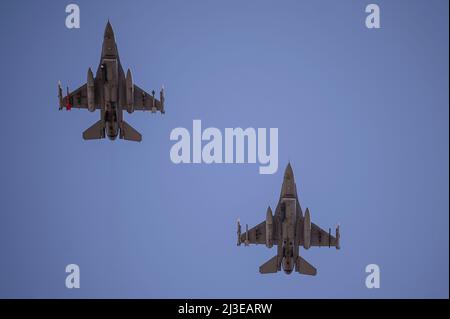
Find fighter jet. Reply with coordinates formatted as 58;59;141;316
237;163;340;275
58;21;165;142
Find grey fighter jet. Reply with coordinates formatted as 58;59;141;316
237;163;341;275
58;21;164;142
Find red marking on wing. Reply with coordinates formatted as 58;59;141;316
66;96;72;111
65;87;72;110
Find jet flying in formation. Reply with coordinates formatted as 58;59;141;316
238;163;340;275
58;21;164;142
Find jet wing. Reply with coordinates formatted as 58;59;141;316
61;84;89;109
240;221;266;245
133;85;163;112
240;220;280;245
310;222;338;247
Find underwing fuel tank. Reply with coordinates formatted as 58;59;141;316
87;68;95;112
303;207;311;249
237;219;242;246
265;206;273;248
125;69;134;113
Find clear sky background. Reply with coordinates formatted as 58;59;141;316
0;0;448;298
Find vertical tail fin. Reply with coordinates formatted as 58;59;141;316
295;256;317;276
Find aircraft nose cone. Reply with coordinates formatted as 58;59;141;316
281;162;296;198
104;21;115;39
284;162;294;179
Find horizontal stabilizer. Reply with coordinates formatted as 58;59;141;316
120;121;142;142
296;256;317;276
82;120;105;140
259;255;278;274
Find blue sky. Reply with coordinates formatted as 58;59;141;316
0;0;448;298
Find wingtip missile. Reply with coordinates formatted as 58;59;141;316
151;90;156;113
335;224;340;250
237;219;242;246
58;81;63;110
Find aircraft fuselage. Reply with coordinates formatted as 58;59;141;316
276;197;300;274
275;164;302;274
95;23;125;140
